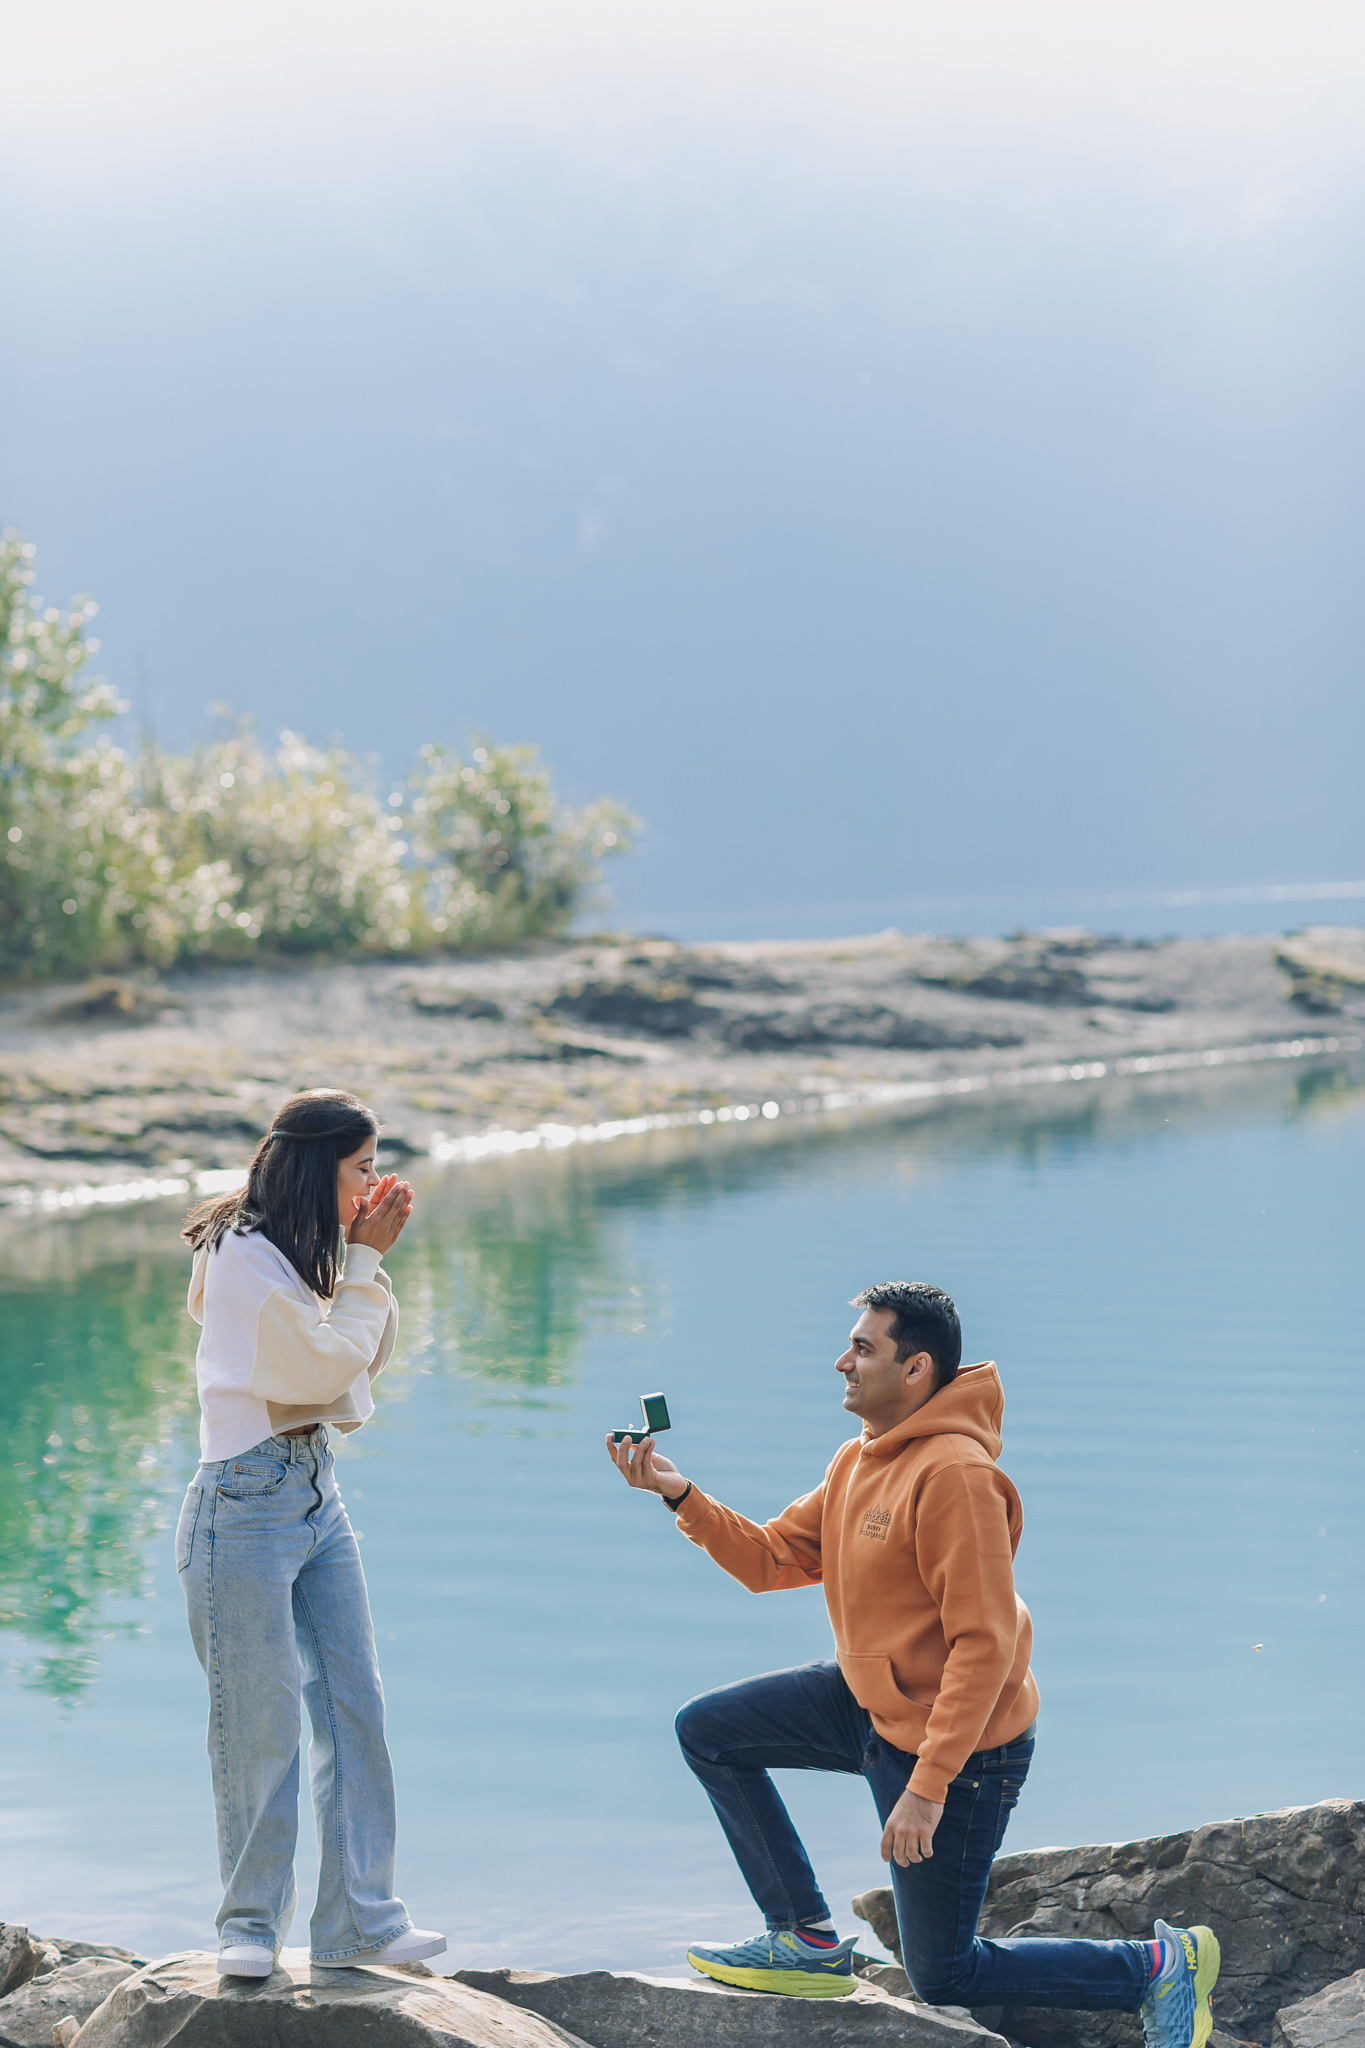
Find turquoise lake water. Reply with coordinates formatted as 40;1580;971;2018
2;1056;1362;1971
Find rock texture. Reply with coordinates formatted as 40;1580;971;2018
38;982;182;1029
44;1952;144;1973
1;931;1358;1203
0;1934;46;2003
72;1950;591;2048
0;1958;134;2046
850;1895;902;1969
852;1800;1365;2048
1270;1971;1365;2048
1275;931;1365;1016
454;1966;1007;2048
851;1958;917;2002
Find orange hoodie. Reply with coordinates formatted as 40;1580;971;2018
673;1361;1039;1803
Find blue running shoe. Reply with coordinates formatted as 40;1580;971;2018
686;1927;858;1997
1140;1919;1221;2048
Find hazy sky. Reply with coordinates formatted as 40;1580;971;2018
4;2;1363;933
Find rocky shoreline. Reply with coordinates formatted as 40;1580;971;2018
1;928;1362;1212
5;1800;1362;2048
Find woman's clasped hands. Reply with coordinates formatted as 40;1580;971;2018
346;1174;414;1253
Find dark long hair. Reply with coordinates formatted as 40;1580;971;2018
182;1089;380;1299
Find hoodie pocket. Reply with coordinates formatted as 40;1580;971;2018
839;1654;926;1738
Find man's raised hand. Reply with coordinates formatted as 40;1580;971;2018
605;1433;690;1501
880;1787;944;1867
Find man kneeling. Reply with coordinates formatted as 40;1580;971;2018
606;1281;1218;2048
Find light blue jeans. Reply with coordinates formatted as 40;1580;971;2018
177;1428;412;1962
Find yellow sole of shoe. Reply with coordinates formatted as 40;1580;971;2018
686;1953;858;1998
1191;1926;1221;2048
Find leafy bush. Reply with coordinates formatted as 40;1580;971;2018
408;742;629;947
0;532;636;978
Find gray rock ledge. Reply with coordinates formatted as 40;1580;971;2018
454;1966;1009;2048
853;1798;1365;2048
0;1958;135;2047
1269;1970;1365;2048
70;1950;591;2048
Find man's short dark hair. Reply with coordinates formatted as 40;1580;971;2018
849;1282;962;1389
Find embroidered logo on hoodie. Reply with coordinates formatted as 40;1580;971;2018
861;1505;891;1541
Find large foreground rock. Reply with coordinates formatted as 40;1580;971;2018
853;1799;1365;2047
0;1958;135;2046
74;1951;591;2048
455;1966;1009;2048
1270;1971;1365;2048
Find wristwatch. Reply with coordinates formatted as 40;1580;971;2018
662;1481;693;1512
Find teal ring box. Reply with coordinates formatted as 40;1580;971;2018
611;1392;671;1445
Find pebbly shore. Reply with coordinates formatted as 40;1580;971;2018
0;927;1362;1214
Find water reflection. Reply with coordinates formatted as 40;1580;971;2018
404;1050;1365;1238
397;1172;641;1391
0;1255;194;1698
1293;1058;1365;1119
3;1052;1362;1699
0;1172;645;1694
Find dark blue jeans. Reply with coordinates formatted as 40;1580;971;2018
676;1660;1150;2011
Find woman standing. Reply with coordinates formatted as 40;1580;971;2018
177;1088;444;1978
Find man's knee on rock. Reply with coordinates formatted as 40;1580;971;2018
906;1959;974;2008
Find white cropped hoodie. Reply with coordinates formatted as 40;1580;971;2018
188;1227;398;1461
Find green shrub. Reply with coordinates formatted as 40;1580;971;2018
408;741;632;946
0;532;636;978
0;533;124;973
134;726;414;959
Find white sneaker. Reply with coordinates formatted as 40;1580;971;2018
315;1929;447;1969
217;1945;275;1978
